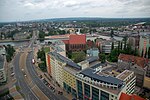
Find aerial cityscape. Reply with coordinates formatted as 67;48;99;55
0;0;150;100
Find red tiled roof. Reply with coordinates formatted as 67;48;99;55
69;34;86;44
119;93;145;100
119;92;131;100
62;40;69;44
132;94;145;100
118;54;149;68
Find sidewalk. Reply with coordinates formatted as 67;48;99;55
19;49;49;100
9;85;24;100
33;47;73;100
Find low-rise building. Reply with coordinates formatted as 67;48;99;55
0;46;6;83
118;54;149;87
87;48;99;57
119;92;145;100
96;38;122;54
139;35;150;57
128;35;140;50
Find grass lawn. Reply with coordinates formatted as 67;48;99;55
44;47;50;53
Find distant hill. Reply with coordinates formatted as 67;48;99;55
37;17;150;22
0;17;150;27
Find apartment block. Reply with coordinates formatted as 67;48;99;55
75;63;136;100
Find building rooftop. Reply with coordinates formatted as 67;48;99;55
118;54;149;68
63;65;80;75
45;34;70;39
0;46;6;55
116;70;133;81
48;52;81;70
119;92;145;100
62;34;86;45
69;34;86;44
86;56;99;64
0;55;4;69
79;63;124;86
50;44;64;52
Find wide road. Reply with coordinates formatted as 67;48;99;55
26;52;67;100
14;53;39;100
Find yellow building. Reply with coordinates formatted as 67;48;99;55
63;66;79;97
48;51;81;95
143;76;150;89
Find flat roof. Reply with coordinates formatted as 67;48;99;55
63;65;79;75
0;55;4;69
49;52;81;70
80;63;124;86
86;56;99;63
116;70;133;81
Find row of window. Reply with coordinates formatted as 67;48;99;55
77;80;109;100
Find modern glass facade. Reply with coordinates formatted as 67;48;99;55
77;80;83;100
92;87;99;100
100;91;109;100
63;82;77;97
84;83;90;100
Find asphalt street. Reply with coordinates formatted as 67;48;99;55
14;53;39;100
26;52;68;100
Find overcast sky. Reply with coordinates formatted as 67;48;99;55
0;0;150;22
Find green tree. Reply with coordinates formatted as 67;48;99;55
111;42;114;50
109;48;118;62
5;45;15;62
144;48;147;58
110;29;114;38
99;53;106;63
120;42;123;50
134;48;139;56
123;36;127;50
118;41;120;53
148;47;150;59
126;43;132;54
37;48;47;72
71;51;86;63
39;31;45;42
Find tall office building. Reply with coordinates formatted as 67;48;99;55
75;63;136;100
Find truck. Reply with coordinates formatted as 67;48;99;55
32;59;35;64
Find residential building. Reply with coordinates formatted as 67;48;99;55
48;51;81;88
46;40;66;75
139;35;150;57
63;65;79;98
143;76;150;90
119;92;145;100
86;40;95;48
75;63;136;100
144;61;150;89
0;46;6;83
128;35;140;50
118;54;149;87
96;38;121;54
87;48;99;57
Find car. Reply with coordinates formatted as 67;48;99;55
58;91;63;95
11;73;15;77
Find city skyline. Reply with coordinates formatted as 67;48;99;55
0;0;150;22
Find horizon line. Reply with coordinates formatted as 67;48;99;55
0;17;150;23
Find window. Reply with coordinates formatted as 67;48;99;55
84;83;90;99
77;80;83;100
100;91;109;100
92;87;99;100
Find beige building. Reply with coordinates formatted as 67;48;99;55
0;46;6;83
76;63;136;100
